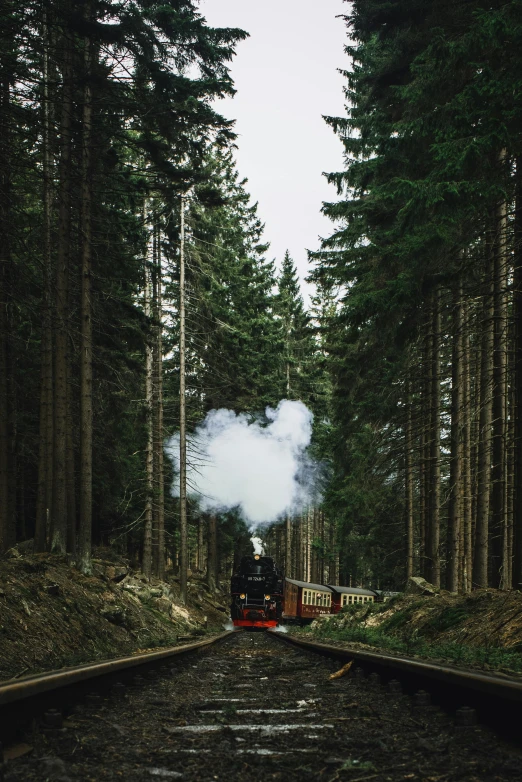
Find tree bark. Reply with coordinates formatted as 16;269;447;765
491;182;508;588
447;282;464;592
474;229;495;587
426;289;441;587
155;224;165;580
78;20;94;573
142;201;153;579
462;301;473;592
405;377;414;581
0;73;12;552
51;18;74;553
285;514;292;577
207;514;218;592
35;8;54;553
514;156;522;589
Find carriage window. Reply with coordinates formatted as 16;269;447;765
326;594;331;607
303;590;308;605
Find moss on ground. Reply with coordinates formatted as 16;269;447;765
294;591;522;676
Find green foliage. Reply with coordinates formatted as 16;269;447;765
309;0;522;588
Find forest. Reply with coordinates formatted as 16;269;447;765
1;0;522;597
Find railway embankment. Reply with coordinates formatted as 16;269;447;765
0;547;229;681
295;586;522;676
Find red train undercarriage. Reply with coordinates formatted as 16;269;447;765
232;605;279;629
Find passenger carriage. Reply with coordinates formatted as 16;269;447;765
282;578;334;622
328;585;376;613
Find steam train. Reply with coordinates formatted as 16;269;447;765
230;554;376;629
230;555;284;628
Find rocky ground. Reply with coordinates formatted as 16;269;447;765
3;631;522;782
298;582;522;675
0;547;229;681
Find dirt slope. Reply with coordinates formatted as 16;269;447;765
300;588;522;674
0;548;229;682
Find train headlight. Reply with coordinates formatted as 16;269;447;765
265;595;271;600
240;593;246;599
254;554;260;560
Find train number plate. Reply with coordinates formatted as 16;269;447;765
247;576;263;581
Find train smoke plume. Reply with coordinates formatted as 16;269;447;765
165;400;321;529
251;536;265;556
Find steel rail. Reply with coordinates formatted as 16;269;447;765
271;632;522;703
0;631;235;708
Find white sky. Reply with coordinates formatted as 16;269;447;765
201;0;349;299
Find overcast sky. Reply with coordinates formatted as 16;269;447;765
201;0;349;299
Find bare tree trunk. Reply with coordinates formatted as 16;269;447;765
35;9;54;552
474;232;495;587
285;515;292;577
66;407;76;554
179;195;187;602
142;202;153;579
513;156;522;589
405;377;414;581
0;72;12;552
504;348;515;588
155;224;165;580
197;516;204;573
419;313;430;578
207;514;217;592
462;302;473;592
78;20;93;573
447;282;464;592
491;184;508;588
329;516;337;584
427;289;441;587
51;20;74;553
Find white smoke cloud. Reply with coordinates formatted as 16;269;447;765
165;400;321;529
251;536;265;556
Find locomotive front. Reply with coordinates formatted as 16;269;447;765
230;555;283;628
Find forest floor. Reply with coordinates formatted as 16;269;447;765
294;588;522;676
0;546;229;682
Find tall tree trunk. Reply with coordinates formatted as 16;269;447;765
179;194;187;602
197;515;204;573
155;225;165;580
514;156;522;589
0;73;12;552
427;289;441;587
35;8;54;553
285;514;292;577
207;514;217;592
474;231;495;587
405;378;414;581
51;19;74;553
462;302;473;592
447;282;464;592
151;223;159;577
491;182;508;588
78;21;94;573
66;408;76;553
419;312;430;578
142;202;153;579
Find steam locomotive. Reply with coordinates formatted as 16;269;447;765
230;554;377;629
230;554;284;628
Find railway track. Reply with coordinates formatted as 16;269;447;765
273;631;522;741
2;630;522;782
0;632;234;752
